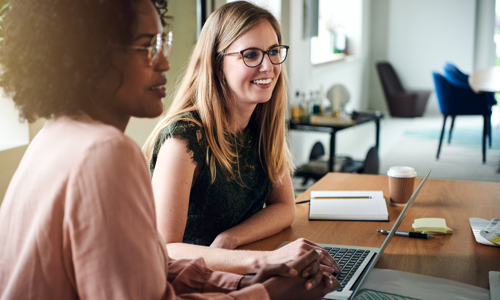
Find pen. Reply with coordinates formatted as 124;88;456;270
377;229;434;239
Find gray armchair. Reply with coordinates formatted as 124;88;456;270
376;62;430;118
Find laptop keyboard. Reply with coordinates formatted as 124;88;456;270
323;247;370;292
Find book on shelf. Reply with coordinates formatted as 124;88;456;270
309;191;388;221
309;115;355;126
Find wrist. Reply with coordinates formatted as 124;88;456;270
250;251;269;272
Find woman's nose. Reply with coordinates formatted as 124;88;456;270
154;51;170;72
258;54;273;72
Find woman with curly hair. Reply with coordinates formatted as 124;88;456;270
143;1;340;275
0;0;338;299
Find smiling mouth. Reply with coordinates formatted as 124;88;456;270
149;85;165;90
251;78;272;85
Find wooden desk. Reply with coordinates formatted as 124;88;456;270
240;173;500;289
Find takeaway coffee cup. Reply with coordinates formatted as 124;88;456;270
387;166;417;206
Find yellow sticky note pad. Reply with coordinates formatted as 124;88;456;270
412;218;453;234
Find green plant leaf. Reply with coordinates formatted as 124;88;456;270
0;3;9;14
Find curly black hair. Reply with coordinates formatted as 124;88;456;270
0;0;168;123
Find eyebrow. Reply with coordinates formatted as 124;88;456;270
242;44;280;51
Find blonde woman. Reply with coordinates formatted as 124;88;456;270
144;1;339;275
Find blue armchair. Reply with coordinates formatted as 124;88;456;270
432;72;494;163
443;62;469;84
442;63;496;147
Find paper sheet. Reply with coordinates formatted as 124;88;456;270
469;217;500;247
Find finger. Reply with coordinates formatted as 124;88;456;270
305;265;323;290
302;259;320;278
326;273;341;291
287;249;321;272
318;252;341;273
254;264;298;283
273;264;298;277
319;264;336;275
297;240;341;273
322;272;334;289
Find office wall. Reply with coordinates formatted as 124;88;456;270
369;0;477;116
474;0;496;70
288;0;376;165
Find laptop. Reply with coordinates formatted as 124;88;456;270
278;169;432;300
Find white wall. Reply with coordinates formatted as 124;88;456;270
474;0;496;69
385;0;477;115
288;0;375;165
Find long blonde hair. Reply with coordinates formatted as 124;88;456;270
143;1;294;186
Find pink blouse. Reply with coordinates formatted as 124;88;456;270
0;115;269;300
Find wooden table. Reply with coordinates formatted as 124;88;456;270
240;173;500;289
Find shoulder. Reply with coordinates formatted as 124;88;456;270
150;111;208;171
47;115;146;173
156;111;207;147
162;111;204;137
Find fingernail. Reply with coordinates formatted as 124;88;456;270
315;249;322;256
328;275;333;285
306;282;312;290
289;268;298;276
303;271;309;277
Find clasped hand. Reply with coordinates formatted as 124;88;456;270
238;249;340;300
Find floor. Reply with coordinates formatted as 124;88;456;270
292;107;500;196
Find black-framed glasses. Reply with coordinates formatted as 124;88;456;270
128;31;173;66
223;45;289;68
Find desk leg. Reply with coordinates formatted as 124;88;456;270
375;119;380;151
329;131;336;172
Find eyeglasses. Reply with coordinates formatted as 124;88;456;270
128;31;173;66
223;45;289;68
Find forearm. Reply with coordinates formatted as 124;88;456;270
167;242;269;274
215;202;295;249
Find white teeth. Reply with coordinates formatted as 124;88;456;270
252;78;272;85
150;85;164;90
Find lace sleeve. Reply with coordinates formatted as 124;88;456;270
149;114;207;176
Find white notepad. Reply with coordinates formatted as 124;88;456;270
309;191;388;221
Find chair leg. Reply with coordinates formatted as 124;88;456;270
437;115;447;160
448;115;455;144
483;115;487;164
488;113;492;148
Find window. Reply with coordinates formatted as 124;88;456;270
310;0;362;65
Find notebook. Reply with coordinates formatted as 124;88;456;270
309;191;388;221
278;169;432;300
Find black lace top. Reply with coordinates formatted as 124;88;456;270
149;112;273;246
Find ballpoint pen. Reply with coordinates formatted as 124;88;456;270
377;229;434;239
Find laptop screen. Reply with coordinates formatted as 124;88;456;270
350;169;432;298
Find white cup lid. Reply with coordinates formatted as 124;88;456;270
387;166;417;178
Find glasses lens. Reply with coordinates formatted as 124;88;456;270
150;34;162;64
268;46;288;65
241;48;264;67
163;31;173;57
